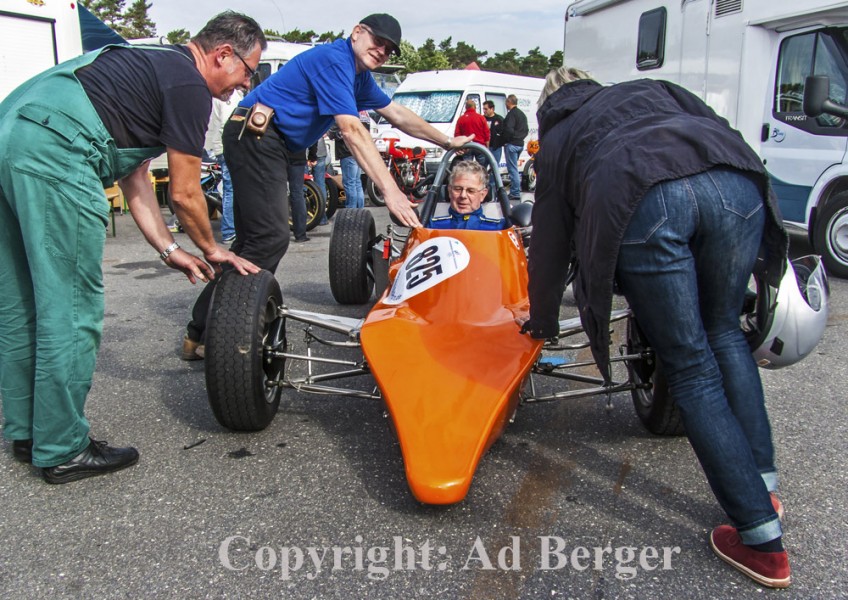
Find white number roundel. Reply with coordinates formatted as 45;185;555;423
383;237;470;305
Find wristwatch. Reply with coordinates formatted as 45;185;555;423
159;241;180;261
443;136;453;149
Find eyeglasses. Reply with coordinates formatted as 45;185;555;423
359;25;393;53
232;48;256;79
450;185;487;195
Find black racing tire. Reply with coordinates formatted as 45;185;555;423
626;317;684;436
365;176;386;207
329;209;375;304
521;158;536;192
205;270;285;431
812;191;848;279
325;177;340;219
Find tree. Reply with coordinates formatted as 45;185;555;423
166;29;191;45
520;47;550;77
452;42;487;69
81;0;125;30
120;0;155;39
483;49;521;75
548;51;564;71
397;40;424;75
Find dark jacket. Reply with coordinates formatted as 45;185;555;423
526;78;788;379
486;112;505;150
502;106;528;146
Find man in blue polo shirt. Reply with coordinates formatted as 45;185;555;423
183;14;476;357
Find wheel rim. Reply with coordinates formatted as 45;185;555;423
826;206;848;266
305;188;319;221
262;300;285;404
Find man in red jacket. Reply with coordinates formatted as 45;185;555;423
455;99;490;164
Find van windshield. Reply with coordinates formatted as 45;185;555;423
381;91;462;124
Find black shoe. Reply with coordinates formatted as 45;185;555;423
12;439;32;463
294;236;310;243
42;439;139;484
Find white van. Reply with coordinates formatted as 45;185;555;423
563;0;848;277
0;0;82;100
254;40;311;82
373;69;545;189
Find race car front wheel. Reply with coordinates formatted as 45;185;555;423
626;316;684;436
205;270;285;431
329;208;375;304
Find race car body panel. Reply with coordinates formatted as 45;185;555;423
360;227;543;504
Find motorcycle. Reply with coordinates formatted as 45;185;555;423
166;161;223;219
364;136;433;207
292;172;325;232
165;161;224;233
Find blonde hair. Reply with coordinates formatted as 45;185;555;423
537;65;593;108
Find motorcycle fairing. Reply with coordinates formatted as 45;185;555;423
360;228;543;504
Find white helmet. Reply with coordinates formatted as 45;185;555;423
742;255;829;369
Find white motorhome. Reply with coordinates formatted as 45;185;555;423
373;69;545;189
0;0;82;100
563;0;848;277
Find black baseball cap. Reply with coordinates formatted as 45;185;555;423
359;13;402;56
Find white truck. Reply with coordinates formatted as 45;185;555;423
0;0;82;100
372;69;545;191
563;0;848;277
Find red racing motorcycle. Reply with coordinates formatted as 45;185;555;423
364;136;433;207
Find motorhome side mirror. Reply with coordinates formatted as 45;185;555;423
803;75;848;119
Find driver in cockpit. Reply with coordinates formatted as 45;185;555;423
427;161;508;230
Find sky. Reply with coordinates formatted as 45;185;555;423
147;1;567;57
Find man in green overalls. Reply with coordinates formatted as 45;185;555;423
0;11;265;483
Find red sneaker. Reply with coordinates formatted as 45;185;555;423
771;492;785;521
710;525;791;588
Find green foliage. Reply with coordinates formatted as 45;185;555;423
548;50;564;70
119;0;156;39
81;0;125;29
483;49;521;74
166;29;191;45
81;5;561;78
81;0;154;39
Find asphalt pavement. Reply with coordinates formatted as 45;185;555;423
0;205;846;599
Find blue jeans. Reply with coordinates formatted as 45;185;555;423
615;167;781;545
217;155;235;239
341;156;364;209
505;143;522;199
287;162;307;239
488;146;503;189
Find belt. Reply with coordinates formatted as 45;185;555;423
230;106;251;121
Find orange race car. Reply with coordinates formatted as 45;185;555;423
201;144;825;505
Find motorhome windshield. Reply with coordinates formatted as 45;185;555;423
383;91;463;123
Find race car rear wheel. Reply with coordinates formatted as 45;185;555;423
205;270;285;431
626;316;684;436
329;208;375;304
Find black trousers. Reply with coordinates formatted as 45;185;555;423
187;118;291;342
